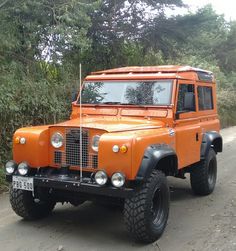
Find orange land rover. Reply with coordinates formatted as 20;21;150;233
5;66;222;243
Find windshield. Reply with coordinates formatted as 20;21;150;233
79;80;173;106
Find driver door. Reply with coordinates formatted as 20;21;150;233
174;82;201;169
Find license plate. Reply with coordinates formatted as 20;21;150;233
12;176;34;191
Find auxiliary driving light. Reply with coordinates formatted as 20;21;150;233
111;172;125;188
5;161;17;174
95;171;108;186
18;162;29;176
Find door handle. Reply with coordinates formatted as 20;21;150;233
196;132;199;141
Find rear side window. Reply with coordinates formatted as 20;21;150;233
198;86;213;110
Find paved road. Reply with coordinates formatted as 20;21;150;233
0;127;236;251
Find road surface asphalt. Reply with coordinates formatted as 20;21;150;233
0;126;236;251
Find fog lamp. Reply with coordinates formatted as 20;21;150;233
95;171;108;186
18;162;29;176
111;172;125;188
5;161;17;174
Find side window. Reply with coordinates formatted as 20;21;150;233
198;86;213;110
177;84;195;112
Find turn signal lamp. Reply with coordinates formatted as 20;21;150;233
120;145;128;153
15;137;20;144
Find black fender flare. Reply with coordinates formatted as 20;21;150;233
136;144;178;182
201;131;223;159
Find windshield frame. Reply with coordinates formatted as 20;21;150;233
75;79;174;107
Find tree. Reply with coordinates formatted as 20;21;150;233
215;21;236;73
74;0;185;73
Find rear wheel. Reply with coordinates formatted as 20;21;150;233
124;170;169;243
190;148;217;195
10;186;56;220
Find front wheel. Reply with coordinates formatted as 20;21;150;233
190;148;217;195
10;186;56;220
124;170;169;243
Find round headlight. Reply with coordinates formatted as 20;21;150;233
18;162;29;176
92;135;100;152
5;161;17;174
51;132;64;148
111;172;125;188
95;171;108;186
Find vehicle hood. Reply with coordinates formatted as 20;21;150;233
51;117;164;132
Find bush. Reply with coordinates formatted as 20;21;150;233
218;88;236;128
0;167;8;192
0;62;76;165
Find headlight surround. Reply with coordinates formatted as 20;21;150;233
18;162;29;176
94;170;108;186
92;135;100;152
111;172;125;188
5;161;17;174
51;132;64;148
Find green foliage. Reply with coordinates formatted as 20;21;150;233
0;167;8;192
215;21;236;73
0;62;74;163
218;88;236;128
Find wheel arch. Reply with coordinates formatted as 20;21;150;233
136;144;178;182
201;131;223;159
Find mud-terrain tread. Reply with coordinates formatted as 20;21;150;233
10;186;55;220
190;148;217;196
124;170;169;243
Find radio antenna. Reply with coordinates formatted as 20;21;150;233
79;63;83;183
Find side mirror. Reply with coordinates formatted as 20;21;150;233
71;91;78;102
184;92;195;111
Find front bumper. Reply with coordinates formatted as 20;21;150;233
6;174;134;198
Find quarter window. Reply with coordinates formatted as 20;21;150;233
198;86;213;110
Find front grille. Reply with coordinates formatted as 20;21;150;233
92;155;98;169
53;128;98;169
54;151;62;164
66;129;89;167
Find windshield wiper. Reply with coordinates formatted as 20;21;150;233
120;103;137;105
100;102;121;104
94;102;145;106
120;103;146;107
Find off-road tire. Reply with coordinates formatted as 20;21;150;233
10;186;56;220
190;148;217;195
124;170;169;243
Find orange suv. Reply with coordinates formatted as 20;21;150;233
5;66;222;243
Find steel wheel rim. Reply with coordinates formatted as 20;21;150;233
151;187;165;225
208;159;216;185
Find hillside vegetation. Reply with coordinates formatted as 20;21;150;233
0;0;236;176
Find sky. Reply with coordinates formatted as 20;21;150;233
182;0;236;21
